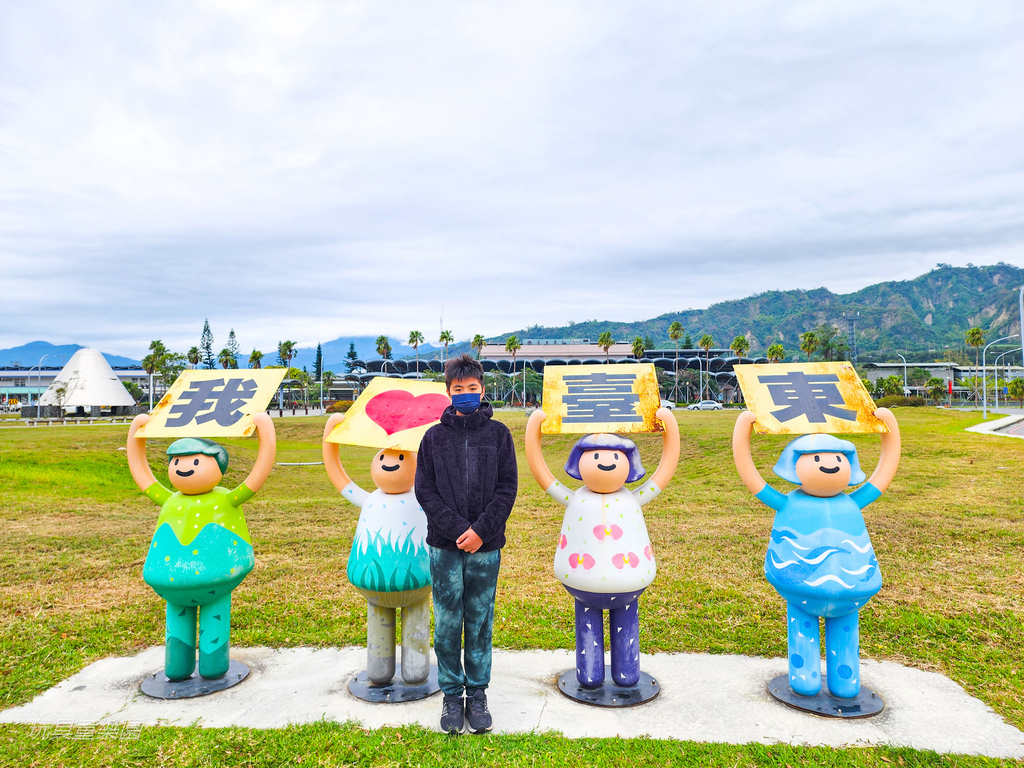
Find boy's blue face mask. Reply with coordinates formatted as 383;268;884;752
450;392;482;414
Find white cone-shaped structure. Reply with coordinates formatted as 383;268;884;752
40;348;135;407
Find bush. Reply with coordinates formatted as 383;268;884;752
875;395;925;408
326;400;353;413
490;400;505;408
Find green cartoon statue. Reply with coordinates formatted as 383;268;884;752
127;412;276;683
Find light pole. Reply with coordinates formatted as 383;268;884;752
993;347;1020;411
896;354;907;395
33;355;48;417
983;335;1016;418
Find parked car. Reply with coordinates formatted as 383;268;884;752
659;399;675;410
687;399;723;411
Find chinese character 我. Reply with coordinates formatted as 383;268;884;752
165;378;257;428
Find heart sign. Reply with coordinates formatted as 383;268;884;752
365;390;450;435
325;378;451;452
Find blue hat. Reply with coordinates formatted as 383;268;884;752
772;433;865;486
564;433;646;483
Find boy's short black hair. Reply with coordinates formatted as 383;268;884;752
444;353;485;389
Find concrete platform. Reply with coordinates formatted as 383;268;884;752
1;646;1022;758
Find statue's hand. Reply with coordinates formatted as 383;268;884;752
128;413;150;439
323;412;346;439
656;406;673;423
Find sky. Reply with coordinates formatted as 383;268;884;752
2;1;1023;359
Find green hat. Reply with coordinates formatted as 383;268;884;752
166;437;229;474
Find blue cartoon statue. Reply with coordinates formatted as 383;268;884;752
526;408;679;695
733;408;900;701
322;413;432;690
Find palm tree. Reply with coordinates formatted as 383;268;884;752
698;334;714;400
472;334;486;359
964;327;986;402
187;346;200;369
631;336;646;360
766;343;785;363
668;322;684;402
730;334;750;359
598;331;614;362
249;349;263;369
439;330;454;361
965;326;985;377
882;375;905;397
408;330;425;374
799;331;818;362
375;335;392;361
141;341;165;410
217;348;233;369
505;335;522;405
926;377;945;404
277;340;297;369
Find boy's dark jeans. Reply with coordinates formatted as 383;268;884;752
429;547;501;696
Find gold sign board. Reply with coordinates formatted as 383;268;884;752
734;362;886;435
136;369;287;438
540;363;662;435
325;377;450;452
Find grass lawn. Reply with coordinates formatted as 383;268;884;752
0;408;1022;766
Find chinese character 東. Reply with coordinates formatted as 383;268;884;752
562;372;642;424
758;372;857;424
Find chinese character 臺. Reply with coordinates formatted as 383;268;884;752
561;372;642;424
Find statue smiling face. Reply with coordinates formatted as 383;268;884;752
564;433;646;494
577;449;631;493
370;448;417;494
165;437;229;495
795;451;852;497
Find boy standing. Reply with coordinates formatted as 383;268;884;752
415;354;518;734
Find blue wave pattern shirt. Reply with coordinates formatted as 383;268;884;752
756;483;882;617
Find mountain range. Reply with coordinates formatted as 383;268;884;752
4;265;1021;369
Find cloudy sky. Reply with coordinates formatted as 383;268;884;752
2;1;1022;359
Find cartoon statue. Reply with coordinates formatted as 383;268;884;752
127;412;276;684
525;408;679;692
323;413;432;689
733;408;900;701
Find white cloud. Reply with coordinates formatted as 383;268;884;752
1;1;1022;359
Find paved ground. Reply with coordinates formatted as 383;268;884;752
1;646;1021;758
965;413;1024;438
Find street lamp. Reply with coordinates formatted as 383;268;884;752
993;347;1021;412
896;354;907;394
983;335;1016;418
30;355;48;417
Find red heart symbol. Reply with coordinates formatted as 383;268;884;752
364;390;450;436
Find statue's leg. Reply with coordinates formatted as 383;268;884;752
824;611;860;699
164;602;197;681
400;598;430;685
197;592;232;680
786;602;821;696
609;598;640;687
367;602;397;685
575;600;605;688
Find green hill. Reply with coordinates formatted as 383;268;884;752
485;264;1024;363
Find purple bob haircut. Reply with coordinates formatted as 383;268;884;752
564;433;646;483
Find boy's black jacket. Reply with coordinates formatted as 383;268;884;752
415;403;518;551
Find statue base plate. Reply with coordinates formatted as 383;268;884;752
348;663;441;703
556;669;660;708
140;660;250;699
767;674;884;718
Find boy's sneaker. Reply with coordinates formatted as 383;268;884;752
465;689;492;734
440;694;464;735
